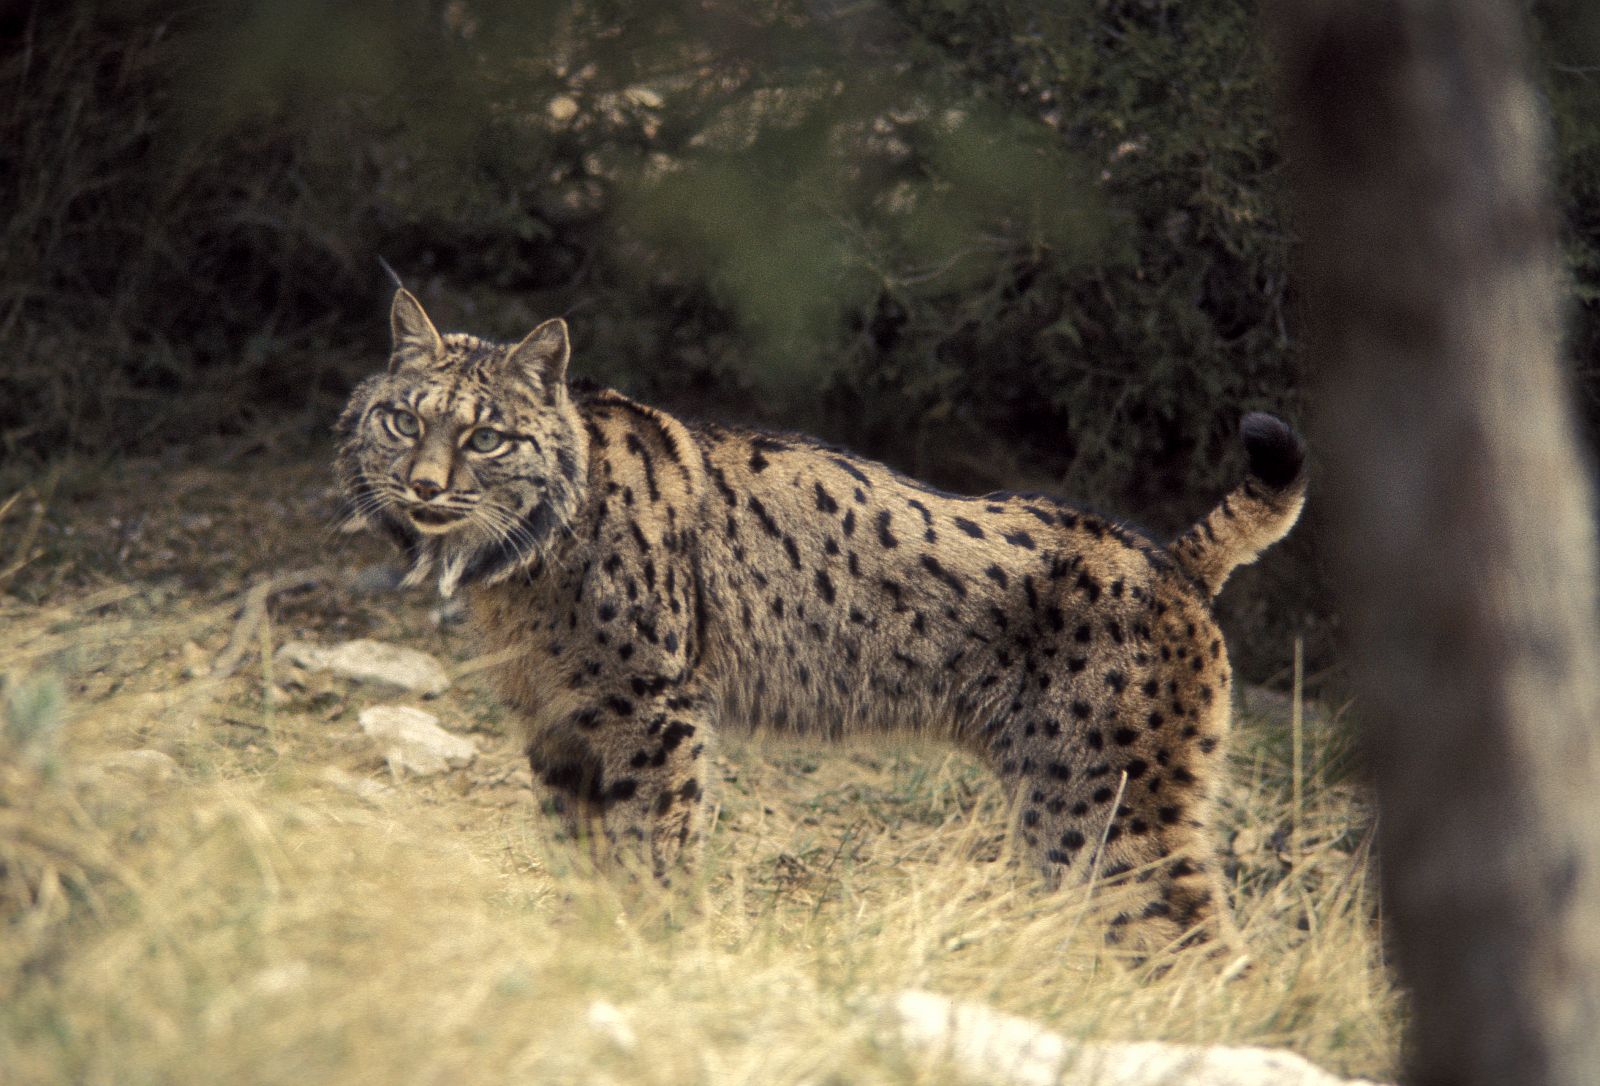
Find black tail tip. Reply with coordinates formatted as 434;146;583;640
1240;412;1306;490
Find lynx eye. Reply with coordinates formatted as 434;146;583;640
467;427;504;454
389;409;420;438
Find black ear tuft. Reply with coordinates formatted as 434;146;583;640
1240;412;1306;490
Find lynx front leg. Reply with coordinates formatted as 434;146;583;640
526;730;604;845
594;697;710;880
530;693;710;881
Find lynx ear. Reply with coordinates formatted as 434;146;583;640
505;318;570;397
389;288;444;371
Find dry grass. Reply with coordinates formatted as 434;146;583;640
0;454;1399;1085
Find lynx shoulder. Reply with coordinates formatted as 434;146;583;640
337;289;1307;950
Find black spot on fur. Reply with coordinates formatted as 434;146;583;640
623;432;661;502
708;464;737;506
1075;571;1101;603
830;456;871;485
920;554;966;597
815;569;836;604
877;510;899;548
748;495;781;538
661;720;697;751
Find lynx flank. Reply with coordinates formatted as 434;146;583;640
337;290;1306;949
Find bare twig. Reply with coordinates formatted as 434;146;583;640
212;567;330;679
447;645;523;682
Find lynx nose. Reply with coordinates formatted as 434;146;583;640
410;478;445;501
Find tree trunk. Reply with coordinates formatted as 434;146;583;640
1267;2;1600;1084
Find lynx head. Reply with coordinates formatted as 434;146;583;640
335;289;589;596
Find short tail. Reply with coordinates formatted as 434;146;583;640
1168;413;1307;598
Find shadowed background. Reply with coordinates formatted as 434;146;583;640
2;0;1597;675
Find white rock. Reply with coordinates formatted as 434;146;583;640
887;990;1388;1086
357;705;475;776
278;639;449;696
586;999;639;1052
91;748;180;785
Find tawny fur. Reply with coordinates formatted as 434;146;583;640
337;289;1307;950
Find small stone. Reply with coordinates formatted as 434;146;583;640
586;1000;639;1051
278;639;449;696
91;748;180;786
358;705;475;776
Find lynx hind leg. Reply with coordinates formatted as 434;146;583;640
989;678;1238;952
1101;840;1239;958
1005;753;1236;954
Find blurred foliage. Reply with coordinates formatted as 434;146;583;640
3;0;1599;666
1;671;65;776
1533;0;1600;430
